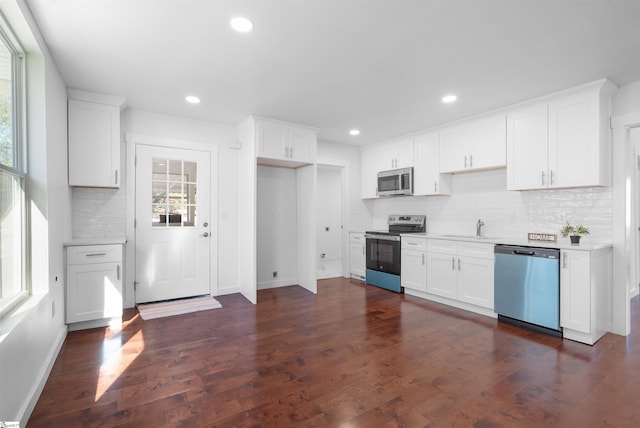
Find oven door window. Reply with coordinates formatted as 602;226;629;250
366;238;401;275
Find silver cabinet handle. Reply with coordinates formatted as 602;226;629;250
434;181;437;193
469;155;473;168
464;155;467;168
550;170;554;186
202;232;209;237
422;253;425;265
541;170;545;186
452;257;455;270
457;258;461;271
362;246;364;255
562;252;567;269
117;264;120;281
86;253;106;257
115;170;118;185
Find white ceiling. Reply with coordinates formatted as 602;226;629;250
25;0;640;145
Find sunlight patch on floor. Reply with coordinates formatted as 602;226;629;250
95;320;145;401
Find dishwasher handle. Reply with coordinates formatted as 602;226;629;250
514;250;536;256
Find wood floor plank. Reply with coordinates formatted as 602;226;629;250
27;278;640;427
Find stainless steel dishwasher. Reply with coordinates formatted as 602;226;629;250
494;244;561;337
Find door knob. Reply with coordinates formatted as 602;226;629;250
202;232;209;237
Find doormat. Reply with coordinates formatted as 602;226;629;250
137;295;222;320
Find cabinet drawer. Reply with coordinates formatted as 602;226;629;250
349;233;365;243
66;244;122;265
402;236;427;251
458;242;494;259
427;239;458;255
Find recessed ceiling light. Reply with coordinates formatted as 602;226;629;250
349;129;360;136
185;95;200;104
230;16;254;33
442;94;458;103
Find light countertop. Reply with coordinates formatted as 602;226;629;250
64;237;127;246
400;233;612;251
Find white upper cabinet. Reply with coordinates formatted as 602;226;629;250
360;145;380;199
413;131;450;196
506;103;549;190
379;137;414;171
507;79;616;190
255;117;317;166
68;91;126;188
439;114;506;173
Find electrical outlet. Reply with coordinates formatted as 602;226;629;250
272;271;278;278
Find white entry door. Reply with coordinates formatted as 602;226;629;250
135;144;211;303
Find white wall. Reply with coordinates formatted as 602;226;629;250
0;1;71;424
256;165;298;289
316;165;342;263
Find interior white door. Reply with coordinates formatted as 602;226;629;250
135;144;211;303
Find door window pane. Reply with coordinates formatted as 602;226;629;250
151;158;197;227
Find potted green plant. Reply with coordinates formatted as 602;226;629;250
560;223;590;245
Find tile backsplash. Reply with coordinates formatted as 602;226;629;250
72;187;126;238
372;169;612;242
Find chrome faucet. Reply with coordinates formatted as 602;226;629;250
476;219;485;238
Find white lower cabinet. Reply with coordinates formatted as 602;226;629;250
560;247;612;345
401;236;427;292
349;232;366;278
426;239;494;310
66;243;123;329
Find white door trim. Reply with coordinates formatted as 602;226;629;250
612;113;640;336
124;132;219;308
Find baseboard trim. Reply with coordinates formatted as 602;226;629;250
20;324;67;426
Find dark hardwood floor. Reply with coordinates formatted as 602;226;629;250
28;278;640;427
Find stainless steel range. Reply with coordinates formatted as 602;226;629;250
365;214;426;292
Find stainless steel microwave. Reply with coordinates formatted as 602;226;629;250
377;167;413;196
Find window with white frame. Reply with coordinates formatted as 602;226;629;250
0;15;26;316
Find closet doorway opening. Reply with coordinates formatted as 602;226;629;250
317;164;344;279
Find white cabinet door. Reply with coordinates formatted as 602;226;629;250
349;233;366;277
379;143;398;171
472;115;506;170
361;146;379;199
289;127;317;163
548;91;598;188
560;250;591;334
395;138;414;168
257;120;289;160
68;99;120;188
457;256;494;309
66;262;122;324
426;252;457;299
506;103;549;190
439;125;471;173
401;249;427;292
413;131;450;196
